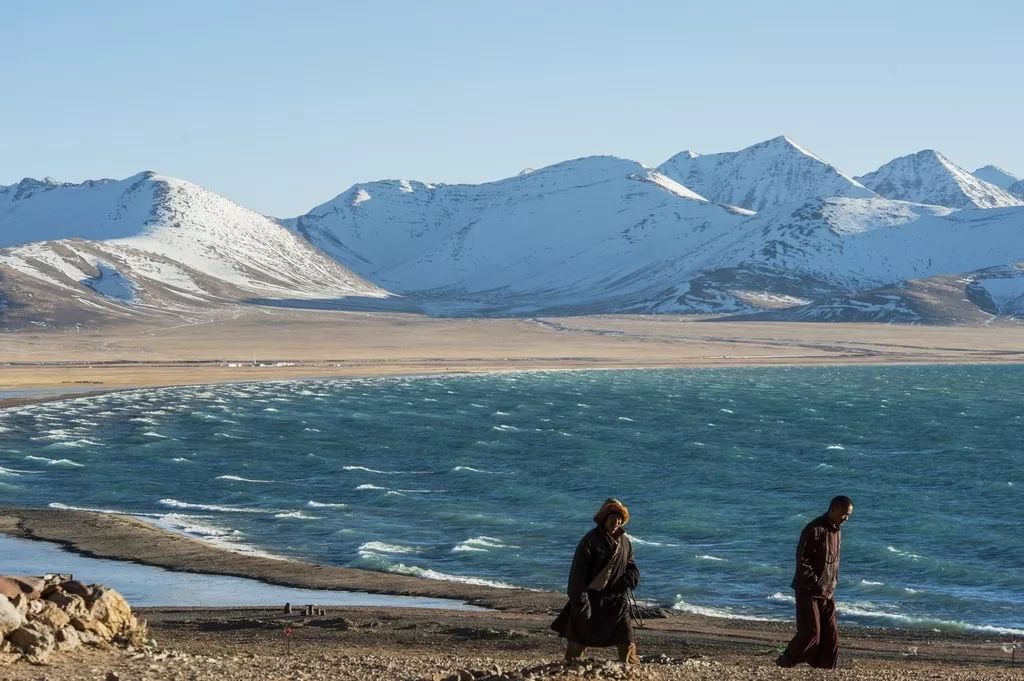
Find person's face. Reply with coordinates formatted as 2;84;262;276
603;512;624;533
828;503;853;527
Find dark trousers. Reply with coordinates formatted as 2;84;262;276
782;592;839;669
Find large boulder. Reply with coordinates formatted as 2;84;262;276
0;595;26;636
88;586;137;638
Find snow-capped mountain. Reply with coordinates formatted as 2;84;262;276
5;135;1024;328
973;165;1019;190
1007;179;1024;201
656;136;876;211
0;172;387;327
286;156;754;314
856;150;1024;209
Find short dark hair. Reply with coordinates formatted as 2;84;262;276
829;495;853;510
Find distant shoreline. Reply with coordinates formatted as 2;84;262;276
4;313;1024;408
5;356;1024;413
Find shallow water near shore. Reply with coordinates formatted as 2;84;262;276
1;366;1021;633
0;536;480;609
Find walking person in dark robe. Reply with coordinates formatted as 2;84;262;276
551;498;640;664
776;495;854;669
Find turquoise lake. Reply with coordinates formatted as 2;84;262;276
1;366;1021;633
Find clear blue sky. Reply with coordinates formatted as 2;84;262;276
2;1;1021;216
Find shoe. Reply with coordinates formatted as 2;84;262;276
775;653;795;668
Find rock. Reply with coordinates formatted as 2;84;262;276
77;629;103;646
89;586;137;637
0;594;26;635
46;590;90;619
60;580;93;599
9;593;28;616
8;621;56;660
55;625;82;651
0;577;23;599
31;599;72;630
71;616;112;640
8;576;45;599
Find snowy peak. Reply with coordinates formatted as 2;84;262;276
856;150;1024;209
0;172;388;321
288;154;717;283
657;135;875;212
972;165;1019;190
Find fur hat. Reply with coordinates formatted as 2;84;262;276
593;498;630;526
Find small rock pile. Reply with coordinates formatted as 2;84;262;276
0;574;148;664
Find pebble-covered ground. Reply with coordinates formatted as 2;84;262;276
3;606;1019;681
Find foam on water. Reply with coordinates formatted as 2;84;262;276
217;475;274;483
159;498;271;514
26;455;85;467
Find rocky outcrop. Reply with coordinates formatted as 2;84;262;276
0;574;147;664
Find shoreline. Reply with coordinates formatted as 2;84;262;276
4;313;1024;408
6;357;1024;413
1;508;1020;648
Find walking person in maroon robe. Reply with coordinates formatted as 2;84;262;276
551;498;640;664
777;495;854;669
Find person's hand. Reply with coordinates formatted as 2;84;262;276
575;597;592;620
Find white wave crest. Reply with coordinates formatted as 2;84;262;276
887;545;924;560
381;562;516;589
826;444;845;450
25;455;85;467
48;502;127;514
355;484;387;491
695;554;726;562
307;500;348;509
158;498;268;513
672;597;778;622
453;536;518;553
216;475;274;483
344;465;424;475
274;510;321;520
627;534;679;547
358;541;421;555
768;592;795;604
451;466;504;474
45;439;102;449
837;601;1024;636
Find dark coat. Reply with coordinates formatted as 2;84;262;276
791;514;842;599
551;526;640;646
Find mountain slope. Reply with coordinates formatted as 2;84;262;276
972;165;1019;190
0;172;388;328
656;136;875;211
856;151;1023;209
287;156;754;313
1007;179;1024;201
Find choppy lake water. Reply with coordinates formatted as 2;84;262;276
1;366;1021;633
